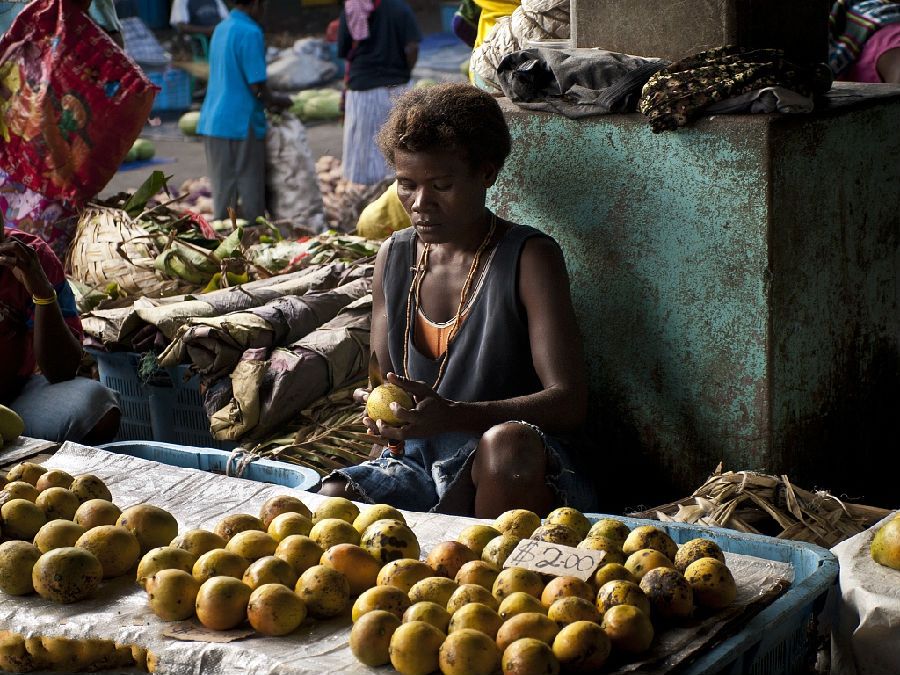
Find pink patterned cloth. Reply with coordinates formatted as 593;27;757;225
345;0;375;41
0;169;75;259
842;23;900;83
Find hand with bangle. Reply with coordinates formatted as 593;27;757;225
0;228;56;307
32;289;58;306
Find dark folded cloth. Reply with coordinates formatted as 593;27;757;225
496;47;669;118
638;46;834;133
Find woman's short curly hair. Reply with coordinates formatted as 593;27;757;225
376;83;512;171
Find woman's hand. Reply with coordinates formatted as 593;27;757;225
366;372;457;442
0;235;54;299
353;386;370;406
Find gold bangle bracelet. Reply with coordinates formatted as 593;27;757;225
32;290;57;306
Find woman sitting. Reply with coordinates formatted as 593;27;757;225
1;220;120;444
319;83;597;518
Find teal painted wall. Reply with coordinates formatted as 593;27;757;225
491;97;900;508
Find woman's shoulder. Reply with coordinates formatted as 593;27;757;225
501;223;566;278
378;227;416;275
389;226;417;243
502;222;560;251
384;226;416;255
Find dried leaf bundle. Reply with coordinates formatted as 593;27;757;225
245;382;372;476
630;464;890;548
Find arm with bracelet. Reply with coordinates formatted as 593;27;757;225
0;216;82;384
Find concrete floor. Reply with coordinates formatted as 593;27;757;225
103;119;345;197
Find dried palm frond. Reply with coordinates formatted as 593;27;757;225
630;466;890;548
247;381;372;476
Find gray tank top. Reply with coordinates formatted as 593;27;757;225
382;223;548;402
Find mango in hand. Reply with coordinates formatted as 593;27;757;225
365;385;413;427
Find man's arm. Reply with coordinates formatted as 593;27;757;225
405;42;419;71
249;82;292;112
240;29;291;112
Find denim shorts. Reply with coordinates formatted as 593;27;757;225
8;375;119;443
329;422;598;514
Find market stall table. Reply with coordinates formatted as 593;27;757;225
0;443;834;674
0;437;59;468
831;511;900;675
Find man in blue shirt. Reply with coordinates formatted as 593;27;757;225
197;0;290;222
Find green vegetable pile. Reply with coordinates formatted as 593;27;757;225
289;89;342;122
123;138;155;164
71;172;383;312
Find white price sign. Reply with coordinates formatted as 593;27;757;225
503;539;605;581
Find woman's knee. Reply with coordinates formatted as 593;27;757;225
317;476;367;502
473;422;546;482
81;407;121;445
318;477;350;498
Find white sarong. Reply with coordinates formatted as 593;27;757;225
341;83;409;186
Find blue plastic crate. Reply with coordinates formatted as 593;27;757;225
146;364;235;451
99;441;320;491
148;68;192;113
88;349;232;450
585;514;839;675
88;350;153;442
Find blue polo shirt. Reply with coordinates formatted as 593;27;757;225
198;9;267;140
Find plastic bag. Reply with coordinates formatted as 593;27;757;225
265;113;326;236
355;181;411;240
0;0;158;207
266;38;339;91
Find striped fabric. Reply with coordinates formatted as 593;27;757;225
829;0;900;75
345;0;375;40
341;84;409;186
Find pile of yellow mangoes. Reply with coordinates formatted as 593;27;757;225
1;465;741;675
345;506;737;675
0;461;167;672
132;496;419;637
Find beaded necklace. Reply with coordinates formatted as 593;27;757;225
402;212;498;390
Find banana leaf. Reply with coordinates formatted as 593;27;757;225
124;171;171;217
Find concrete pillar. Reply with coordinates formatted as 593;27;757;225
571;0;831;63
490;87;900;510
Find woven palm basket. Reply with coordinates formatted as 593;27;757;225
66;205;186;299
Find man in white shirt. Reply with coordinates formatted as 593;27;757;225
170;0;229;36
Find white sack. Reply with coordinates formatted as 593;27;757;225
265;113;327;235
